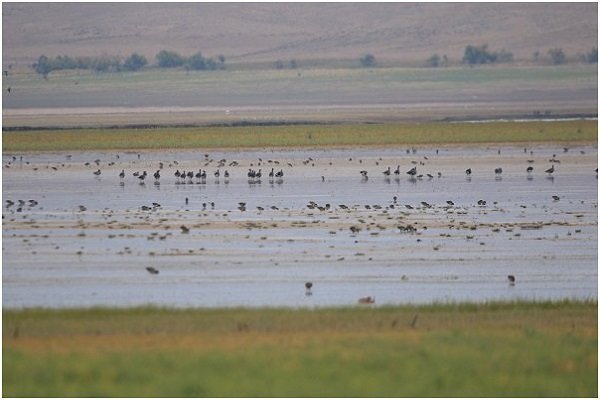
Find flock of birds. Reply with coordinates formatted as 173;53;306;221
6;146;595;305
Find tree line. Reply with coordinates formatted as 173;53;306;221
425;44;597;67
33;50;226;77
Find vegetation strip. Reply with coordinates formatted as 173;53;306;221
3;120;596;152
3;300;597;397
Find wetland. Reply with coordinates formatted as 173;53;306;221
3;133;597;308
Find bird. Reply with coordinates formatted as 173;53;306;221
305;282;313;296
180;225;190;234
224;170;230;178
507;275;515;285
214;169;220;178
119;169;125;179
383;167;391;176
146;267;159;275
275;169;284;178
153;170;160;180
545;165;555;174
494;167;503;174
465;168;472;175
406;166;417;176
552;195;560;201
358;296;375;304
446;200;454;206
93;169;101;176
526;166;533;173
360;170;368;179
394;165;400;175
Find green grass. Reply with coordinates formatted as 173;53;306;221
3;300;597;397
3;120;597;152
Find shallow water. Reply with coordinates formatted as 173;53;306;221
3;144;597;308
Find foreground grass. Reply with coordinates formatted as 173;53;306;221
2;120;597;152
3;300;597;397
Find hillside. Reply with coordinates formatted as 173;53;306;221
2;3;597;67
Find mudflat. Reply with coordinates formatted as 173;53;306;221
3;142;597;308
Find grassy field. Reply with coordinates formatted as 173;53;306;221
2;120;597;152
3;301;597;397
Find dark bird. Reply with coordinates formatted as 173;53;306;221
7;87;11;94
394;165;400;175
305;282;313;296
360;170;368;179
406;166;417;176
507;275;515;285
174;169;181;178
477;199;487;206
526;166;533;173
180;225;190;234
494;167;503;174
465;168;472;175
446;200;454;206
268;168;274;178
93;169;101;176
119;169;125;179
552;195;560;201
146;267;159;275
358;296;375;304
153;170;160;180
214;169;220;178
275;169;284;178
545;165;555;174
383;167;391;176
224;170;230;178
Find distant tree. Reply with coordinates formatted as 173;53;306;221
204;57;219;70
123;53;147;71
547;48;566;65
359;54;376;68
33;54;52;77
586;47;598;63
188;52;207;70
463;44;496;65
425;53;441;67
156;50;185;68
91;55;121;72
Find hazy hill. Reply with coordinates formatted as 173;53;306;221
2;3;597;67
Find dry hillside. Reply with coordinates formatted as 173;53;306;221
2;3;597;67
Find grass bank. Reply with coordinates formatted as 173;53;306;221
2;120;597;152
3;300;597;397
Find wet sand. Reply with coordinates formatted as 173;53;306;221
2;144;597;308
